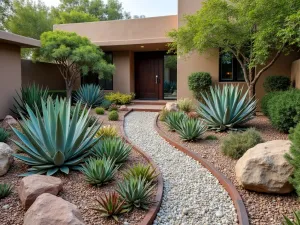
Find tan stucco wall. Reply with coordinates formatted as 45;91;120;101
0;43;22;119
292;59;300;89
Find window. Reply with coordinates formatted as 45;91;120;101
219;52;245;82
81;52;113;90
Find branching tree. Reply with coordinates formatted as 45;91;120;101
39;31;115;98
169;0;300;98
55;10;98;24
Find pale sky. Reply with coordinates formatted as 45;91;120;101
42;0;178;18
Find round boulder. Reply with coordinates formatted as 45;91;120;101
165;102;179;112
0;142;14;176
2;115;18;129
235;140;293;194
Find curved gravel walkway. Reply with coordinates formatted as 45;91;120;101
125;112;238;225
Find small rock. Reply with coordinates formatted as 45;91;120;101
215;210;223;218
0;142;14;176
119;105;128;111
2;115;18;129
182;208;189;215
165;102;179;112
187;111;199;119
2;204;10;209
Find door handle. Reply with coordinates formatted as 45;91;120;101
155;75;159;84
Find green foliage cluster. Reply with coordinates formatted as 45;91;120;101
260;92;280;116
105;92;135;105
263;76;291;93
282;211;300;225
74;84;105;108
95;125;118;139
0;128;10;143
221;128;263;159
0;183;13;199
108;104;118;111
100;99;112;110
177;118;207;141
188;72;212;100
165;111;188;131
159;107;170;122
95;107;105;115
108;111;119;121
123;164;158;183
164;55;177;70
55;10;98;24
177;98;194;113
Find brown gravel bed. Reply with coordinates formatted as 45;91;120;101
0;111;155;225
158;116;299;225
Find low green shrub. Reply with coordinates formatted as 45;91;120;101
123;164;158;183
105;92;134;105
95;107;105;115
108;111;119;121
0;183;13;199
282;211;300;225
82;158;118;186
267;89;300;133
177;98;194;113
159;107;170;122
100;99;112;110
95;125;118;139
205;135;218;140
263;75;290;93
177;118;207;141
260;92;280;116
221;128;263;159
108;104;118;111
188;72;212;100
165;111;188;131
0;128;10;143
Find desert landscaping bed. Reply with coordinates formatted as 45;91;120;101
0;111;157;225
157;115;299;225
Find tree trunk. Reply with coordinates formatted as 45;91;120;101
66;81;73;100
248;83;255;99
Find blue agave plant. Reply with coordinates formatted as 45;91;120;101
74;84;104;108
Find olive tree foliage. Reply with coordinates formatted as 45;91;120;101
38;31;115;98
169;0;300;98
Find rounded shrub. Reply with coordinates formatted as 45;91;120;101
260;92;280;116
188;72;212;100
263;75;290;93
221;128;263;159
100;99;112;110
108;111;119;121
95;107;105;115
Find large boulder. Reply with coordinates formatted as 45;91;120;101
0;142;14;176
165;102;179;112
24;193;84;225
235;140;293;194
18;175;63;210
2;115;18;129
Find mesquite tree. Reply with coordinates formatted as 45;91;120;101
39;31;115;98
168;0;300;98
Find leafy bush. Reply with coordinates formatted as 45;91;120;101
105;92;134;105
12;84;49;116
0;128;10;143
82;158;118;186
188;72;212;100
260;92;280;116
198;85;256;131
123;164;158;183
95;125;118;139
159;107;170;122
95;107;105;115
117;177;154;212
93;137;131;164
91;192;127;222
282;211;300;225
177;98;194;113
165;111;188;131
100;99;112;110
221;128;263;159
205;135;218;140
12;98;101;176
177;118;207;141
74;84;104;108
108;103;118;111
263;75;290;93
108;111;119;121
285;123;300;196
267;89;300;133
0;183;12;199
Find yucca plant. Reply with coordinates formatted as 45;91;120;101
91;192;127;221
74;84;104;108
95;125;118;139
12;84;49;116
123;164;158;183
197;85;257;131
82;158;118;186
117;177;154;212
283;211;300;225
177;118;207;141
93;137;131;164
12;98;101;176
164;111;188;131
0;183;13;199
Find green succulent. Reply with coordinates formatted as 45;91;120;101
93;137;131;164
283;211;300;225
82;158;118;186
0;128;10;143
12;98;101;176
74;84;104;108
198;85;257;131
117;176;154;212
108;111;119;121
177;118;207;141
165;111;188;131
0;183;13;199
123;163;158;183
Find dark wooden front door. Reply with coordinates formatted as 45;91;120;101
135;52;164;99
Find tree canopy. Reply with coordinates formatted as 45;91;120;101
55;10;98;24
169;0;300;97
39;30;115;98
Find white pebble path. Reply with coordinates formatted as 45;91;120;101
125;112;238;225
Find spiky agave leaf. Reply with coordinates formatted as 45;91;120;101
12;98;101;176
197;84;257;131
74;84;104;108
0;183;13;199
164;111;188;131
176;118;207;141
283;211;300;225
123;163;158;183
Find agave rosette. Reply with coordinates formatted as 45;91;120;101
74;84;104;108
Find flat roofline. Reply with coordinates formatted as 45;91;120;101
94;37;172;47
0;31;40;48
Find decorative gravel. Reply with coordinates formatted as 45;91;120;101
125;112;238;225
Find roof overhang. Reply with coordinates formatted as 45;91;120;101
0;31;40;48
